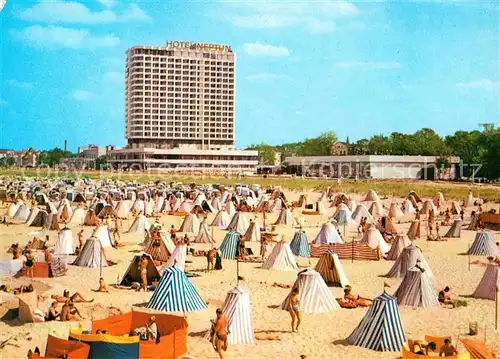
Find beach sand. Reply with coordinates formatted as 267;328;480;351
0;190;499;359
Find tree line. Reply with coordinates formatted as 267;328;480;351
247;124;500;180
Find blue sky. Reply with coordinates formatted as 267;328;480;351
0;0;498;151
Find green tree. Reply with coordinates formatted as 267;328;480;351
37;148;73;167
411;128;450;156
95;156;109;170
0;157;16;167
247;143;278;165
367;135;392;155
350;139;369;155
477;125;500;179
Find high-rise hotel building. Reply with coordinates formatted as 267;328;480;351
108;41;258;172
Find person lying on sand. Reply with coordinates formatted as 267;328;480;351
52;290;93;303
344;286;372;307
409;340;436;355
438;286;454;307
272;282;291;289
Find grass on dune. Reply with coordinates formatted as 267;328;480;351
0;168;499;202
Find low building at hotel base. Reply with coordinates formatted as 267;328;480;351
284;155;461;180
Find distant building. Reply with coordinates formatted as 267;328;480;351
19;148;37;168
330;141;349;156
61;144;116;170
284;155;460;180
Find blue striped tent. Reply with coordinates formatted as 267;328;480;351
467;231;500;256
290;231;310;258
220;231;240;259
347;292;405;352
147;266;207;313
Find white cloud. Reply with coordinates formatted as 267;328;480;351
17;1;150;24
243;43;290;57
456;79;497;91
96;0;117;9
103;71;123;85
335;61;402;70
246;73;290;81
222;0;358;34
6;79;33;90
12;25;120;49
72;90;95;101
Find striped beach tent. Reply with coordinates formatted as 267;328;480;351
333;203;352;218
194;221;214;243
222;286;255;344
386;245;433;278
211;210;231;228
361;226;390;254
314;250;350;287
393;268;439;308
262;241;298;271
334;208;353;226
467;232;500;256
179;213;200;235
147;266;207;313
386;234;411;260
313;223;343;245
160;244;187;273
127;214;151;235
443;219;462;238
273;208;294;226
472;263;499;300
347;292;406;352
244;219;261;242
280;269;340;313
226;211;249;234
407;220;421;240
72;236;108;268
220;231;240;259
290;231;310;258
143;234;173;262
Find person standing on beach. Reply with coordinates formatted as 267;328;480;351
287;287;302;332
77;229;84;249
113;216;121;246
139;254;149;292
213;308;228;359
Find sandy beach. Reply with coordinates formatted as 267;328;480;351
0;189;499;359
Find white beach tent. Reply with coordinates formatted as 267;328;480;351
226;211;249;235
351;204;373;223
273;208;294;226
114;200;131;219
361;225;390;254
221;286;255;344
262;241;298;271
364;189;380;202
244;219;261;242
127;214;151;235
54;228;75;255
179;213;200;235
211;210;231;228
280;269;340;313
368;201;385;217
13;203;31;221
313;223;343;245
68;207;86;226
388;203;404;219
402;199;416;214
92;225;114;248
7;202;20;218
194;220;214;243
160;244;187;273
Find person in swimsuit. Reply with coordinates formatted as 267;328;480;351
24;249;35;278
214;308;228;359
113;216;121;246
288;287;302;332
439;338;458;357
46;301;60;321
77;229;84;249
139;254;149;292
207;248;216;272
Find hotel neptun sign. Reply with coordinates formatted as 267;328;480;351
166;41;232;52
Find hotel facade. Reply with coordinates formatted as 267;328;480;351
108;41;258;173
